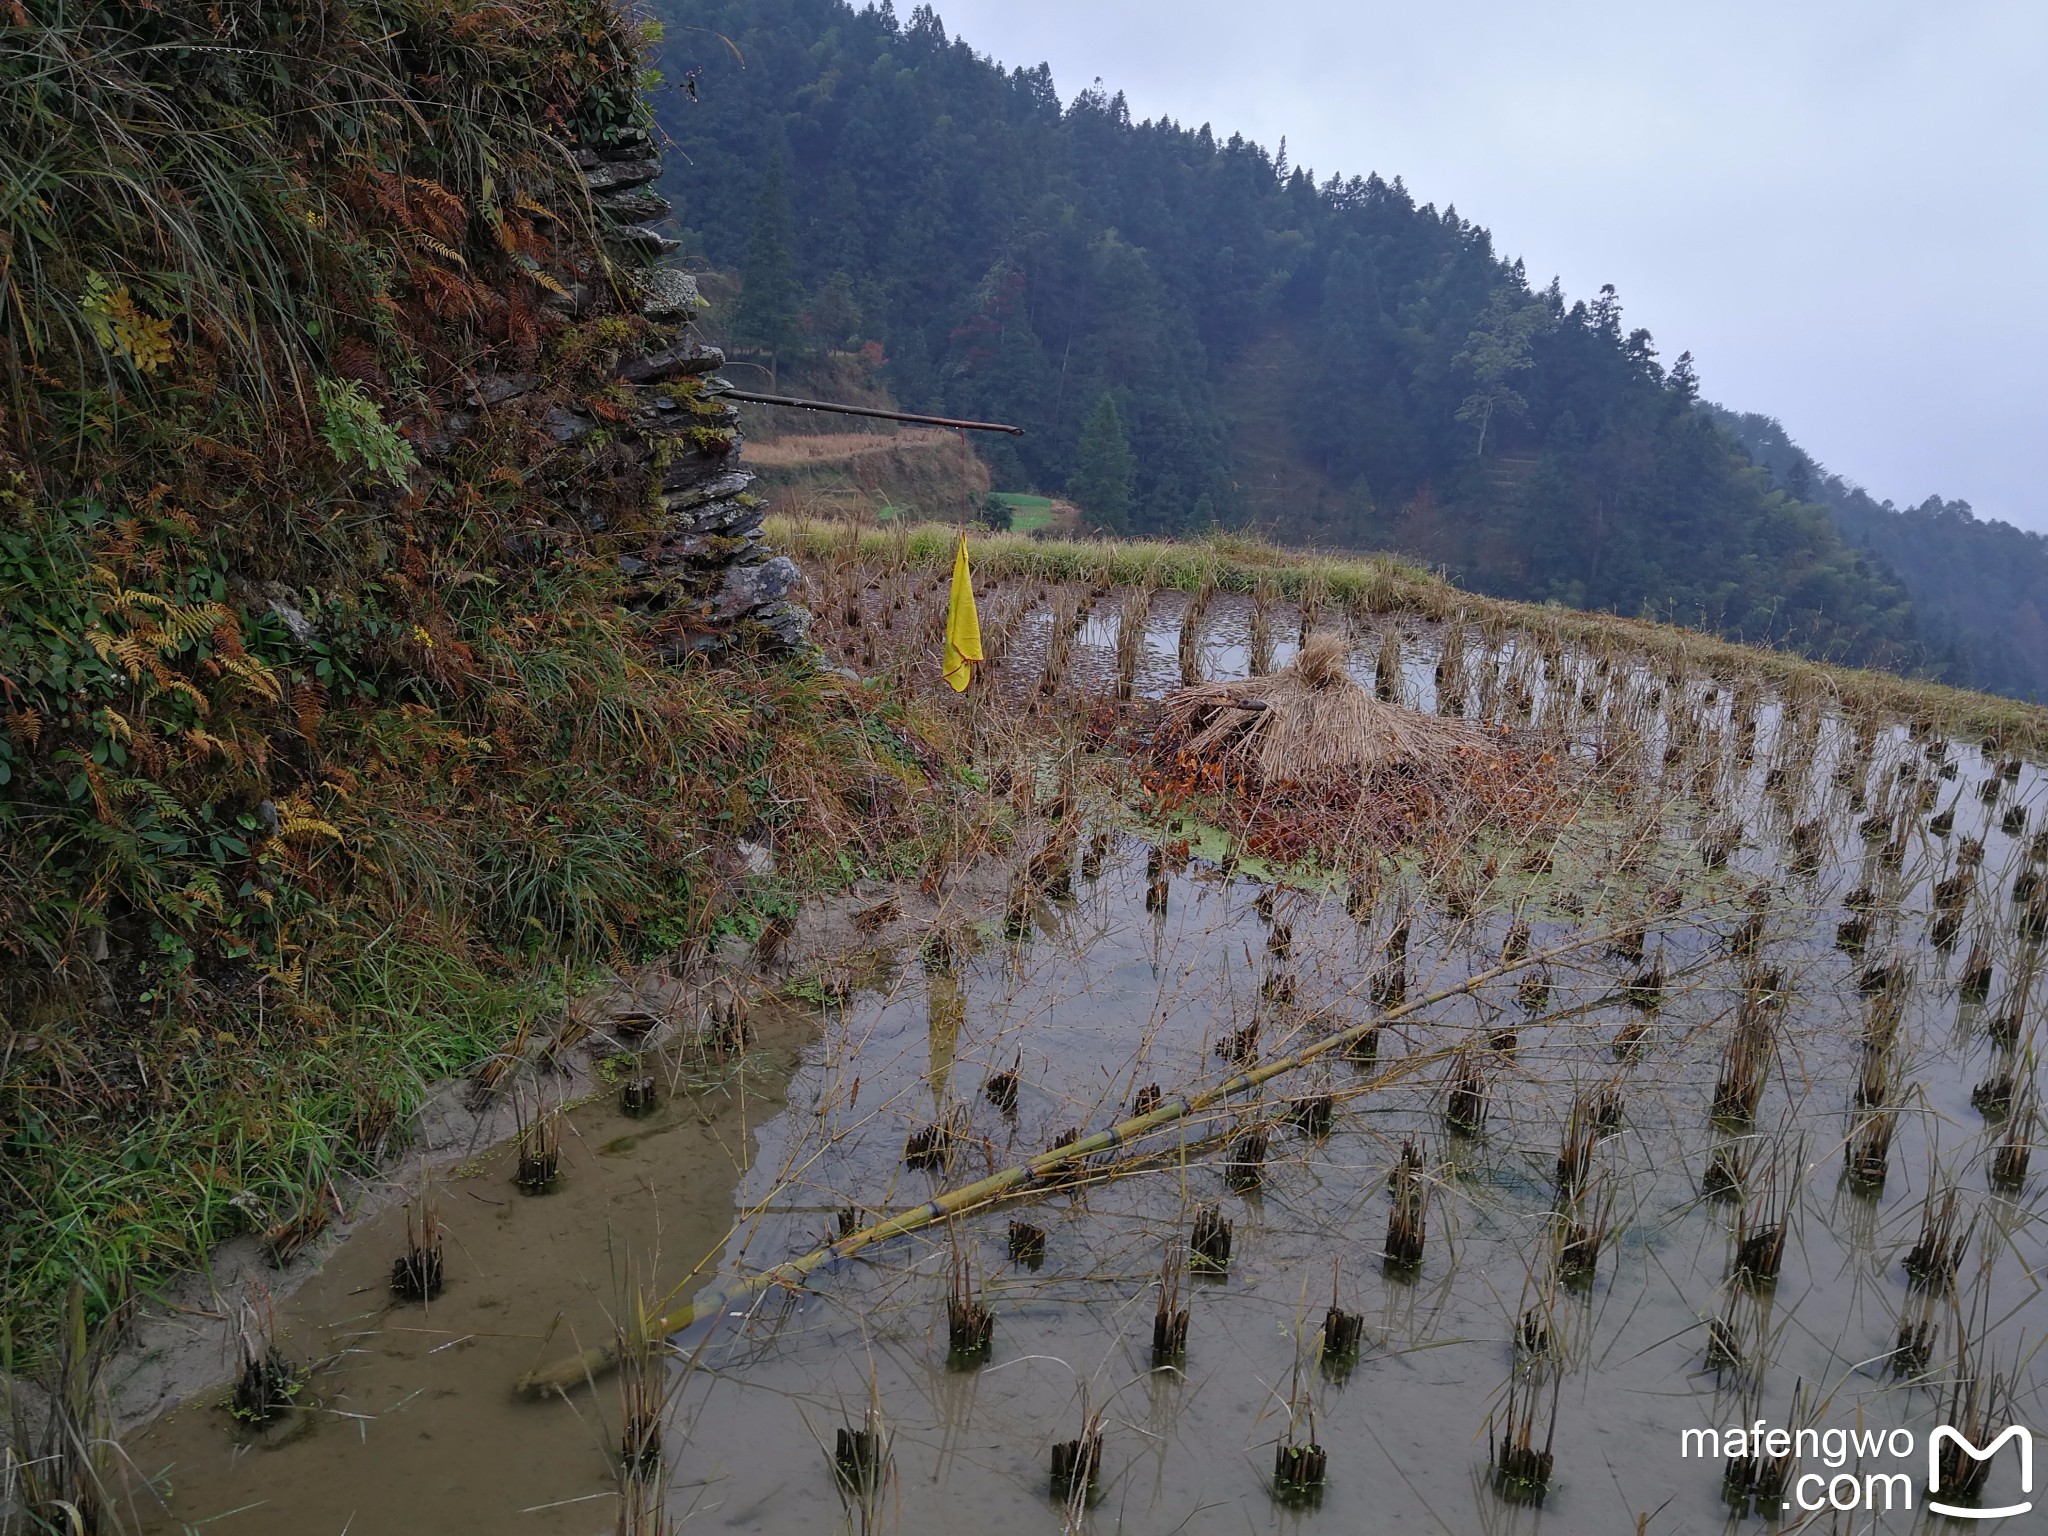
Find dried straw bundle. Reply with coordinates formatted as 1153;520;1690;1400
1147;631;1559;861
1160;632;1490;783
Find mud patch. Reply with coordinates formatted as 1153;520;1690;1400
124;1007;808;1534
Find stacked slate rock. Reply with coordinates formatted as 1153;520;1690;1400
577;128;809;652
436;127;808;653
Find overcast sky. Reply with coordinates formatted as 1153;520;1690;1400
924;0;2047;532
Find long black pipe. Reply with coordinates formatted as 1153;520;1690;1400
713;387;1025;435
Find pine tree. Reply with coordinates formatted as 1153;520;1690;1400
732;156;800;367
1069;394;1136;533
1452;289;1549;457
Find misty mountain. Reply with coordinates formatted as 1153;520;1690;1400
1711;408;2048;701
649;0;2030;691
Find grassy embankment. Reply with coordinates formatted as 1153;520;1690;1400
772;516;2048;751
0;0;970;1351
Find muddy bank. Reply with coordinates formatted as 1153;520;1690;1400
93;859;1021;1531
122;1000;806;1533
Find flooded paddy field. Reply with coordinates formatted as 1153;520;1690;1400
123;556;2044;1533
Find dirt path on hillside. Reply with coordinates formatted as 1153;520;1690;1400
741;425;953;467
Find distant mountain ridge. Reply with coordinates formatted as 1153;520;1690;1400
649;0;2037;697
1709;408;2048;701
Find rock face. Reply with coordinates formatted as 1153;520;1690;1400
582;128;811;652
438;125;809;654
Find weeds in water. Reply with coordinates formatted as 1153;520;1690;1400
613;1279;677;1493
1189;1204;1233;1274
229;1290;302;1428
1247;580;1276;678
515;1092;563;1195
1177;581;1213;688
390;1180;444;1303
1049;1410;1105;1508
1444;1051;1489;1136
983;1056;1022;1115
904;1106;968;1173
1556;1094;1602;1199
1990;1079;2037;1190
619;1071;662;1118
1712;1000;1776;1125
1843;1110;1897;1191
1892;1290;1939;1377
1006;1221;1047;1269
1971;1048;2019;1116
1385;1138;1430;1273
1488;1359;1559;1504
1216;1019;1260;1066
1289;1093;1335;1137
1721;1384;1808;1514
945;1254;994;1366
1904;1184;1975;1288
1732;1157;1790;1287
1556;1173;1616;1287
1115;586;1154;700
1517;1304;1552;1360
1140;1248;1189;1374
1374;625;1403;706
1934;1362;2018;1510
1703;1297;1743;1372
1224;1126;1270;1190
1320;1266;1365;1373
831;1399;891;1536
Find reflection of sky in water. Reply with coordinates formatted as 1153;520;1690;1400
664;615;2047;1532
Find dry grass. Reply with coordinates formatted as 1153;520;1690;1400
742;427;953;467
1160;632;1493;782
766;517;2048;749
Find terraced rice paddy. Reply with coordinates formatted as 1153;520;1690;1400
126;536;2042;1533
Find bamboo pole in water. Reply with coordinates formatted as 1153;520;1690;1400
517;924;1629;1396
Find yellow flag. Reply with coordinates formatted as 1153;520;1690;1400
941;529;983;692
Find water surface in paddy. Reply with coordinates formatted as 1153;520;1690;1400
130;619;2045;1534
657;827;2041;1535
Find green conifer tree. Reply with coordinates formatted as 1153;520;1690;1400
1069;393;1136;533
732;156;800;368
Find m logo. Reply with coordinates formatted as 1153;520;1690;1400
1929;1424;2034;1520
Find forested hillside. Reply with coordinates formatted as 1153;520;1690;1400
1713;409;2048;701
651;0;1931;672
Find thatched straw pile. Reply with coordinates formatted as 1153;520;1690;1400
1147;631;1561;861
1160;632;1489;784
